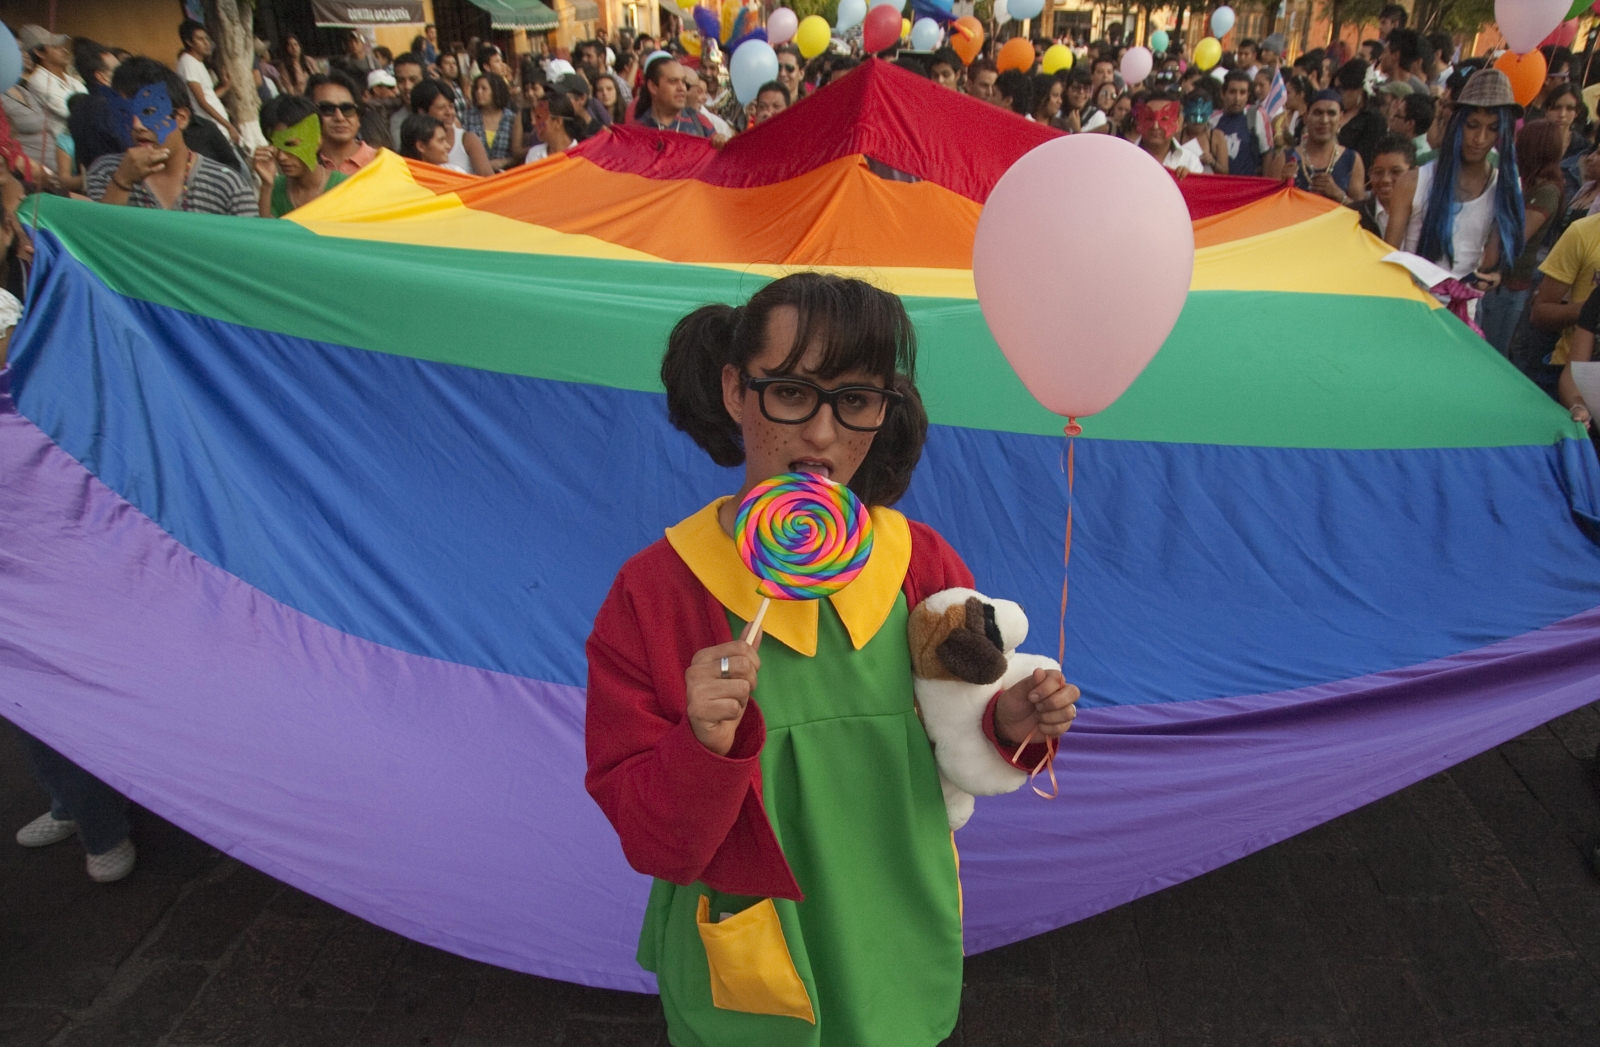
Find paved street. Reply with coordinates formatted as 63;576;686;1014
3;703;1599;1047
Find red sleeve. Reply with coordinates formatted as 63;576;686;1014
584;543;802;900
982;690;1052;771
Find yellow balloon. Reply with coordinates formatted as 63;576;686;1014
1194;36;1222;71
902;17;911;40
1041;43;1073;74
796;14;831;59
680;30;702;56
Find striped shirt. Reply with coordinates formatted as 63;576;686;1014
86;152;256;216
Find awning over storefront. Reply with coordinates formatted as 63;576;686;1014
311;0;426;27
463;0;561;29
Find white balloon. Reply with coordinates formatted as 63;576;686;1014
837;0;867;31
730;39;779;104
767;7;799;45
1009;0;1045;19
910;16;941;50
1495;0;1569;54
1120;45;1153;86
1210;5;1235;37
993;0;1010;22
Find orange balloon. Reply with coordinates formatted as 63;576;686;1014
997;37;1034;75
951;15;984;65
1495;49;1547;107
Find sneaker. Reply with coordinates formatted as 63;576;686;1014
85;838;135;883
15;812;78;848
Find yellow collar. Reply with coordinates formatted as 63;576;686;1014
665;497;911;657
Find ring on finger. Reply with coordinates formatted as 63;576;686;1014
719;656;730;679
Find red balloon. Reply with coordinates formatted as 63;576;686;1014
863;4;902;53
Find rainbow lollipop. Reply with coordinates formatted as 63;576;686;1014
734;472;874;638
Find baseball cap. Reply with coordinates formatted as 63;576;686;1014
1376;80;1413;97
19;25;69;53
367;69;397;89
545;58;576;78
554;72;591;97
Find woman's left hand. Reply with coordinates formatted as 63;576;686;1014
993;667;1080;746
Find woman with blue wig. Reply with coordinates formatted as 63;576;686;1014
1387;68;1525;312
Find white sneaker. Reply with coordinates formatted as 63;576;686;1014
85;838;136;883
15;812;78;847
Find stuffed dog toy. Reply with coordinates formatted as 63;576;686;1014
909;588;1061;830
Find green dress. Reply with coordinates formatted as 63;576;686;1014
637;597;964;1047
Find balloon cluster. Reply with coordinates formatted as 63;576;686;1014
1491;0;1586;104
736;473;875;601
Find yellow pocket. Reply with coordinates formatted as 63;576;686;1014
695;895;816;1023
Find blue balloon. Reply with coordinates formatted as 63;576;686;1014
1150;29;1170;54
0;24;21;94
910;17;941;50
836;0;867;32
868;0;903;9
1009;0;1045;20
730;39;779;104
1211;5;1235;38
728;27;769;54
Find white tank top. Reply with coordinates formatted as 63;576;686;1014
448;125;471;172
1401;160;1499;278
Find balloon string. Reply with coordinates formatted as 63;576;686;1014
1058;418;1078;665
1011;417;1078;802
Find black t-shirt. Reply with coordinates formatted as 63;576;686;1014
1577;284;1600;336
1338;106;1388;170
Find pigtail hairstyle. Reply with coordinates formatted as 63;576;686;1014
662;303;744;466
659;272;926;507
1419;103;1524;270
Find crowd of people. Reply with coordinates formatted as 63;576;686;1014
0;9;1599;444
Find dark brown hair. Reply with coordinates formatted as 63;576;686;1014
660;273;926;507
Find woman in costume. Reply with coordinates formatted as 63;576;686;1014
584;273;1078;1047
1388;68;1524;295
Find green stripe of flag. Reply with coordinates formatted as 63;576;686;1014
29;196;1577;450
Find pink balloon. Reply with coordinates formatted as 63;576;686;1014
1541;17;1581;48
1120;45;1153;86
862;3;902;53
768;7;799;46
1496;0;1568;54
972;135;1194;420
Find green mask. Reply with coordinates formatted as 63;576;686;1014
270;113;323;172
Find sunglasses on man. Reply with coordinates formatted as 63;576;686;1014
316;101;360;117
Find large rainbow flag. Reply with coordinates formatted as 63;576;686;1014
4;61;1600;991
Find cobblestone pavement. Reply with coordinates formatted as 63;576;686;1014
3;704;1599;1047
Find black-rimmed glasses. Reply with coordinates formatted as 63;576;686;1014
743;375;902;432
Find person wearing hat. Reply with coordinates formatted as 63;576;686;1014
359;68;401;152
19;24;83;140
1387;68;1524;301
1258;34;1286;77
553;71;610;138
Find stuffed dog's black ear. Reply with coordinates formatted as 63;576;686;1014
936;597;1008;685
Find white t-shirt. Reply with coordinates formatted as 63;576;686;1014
525;142;549;163
1163;143;1204;174
177;52;228;129
25;66;83;136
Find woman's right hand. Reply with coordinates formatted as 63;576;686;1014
685;639;761;756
